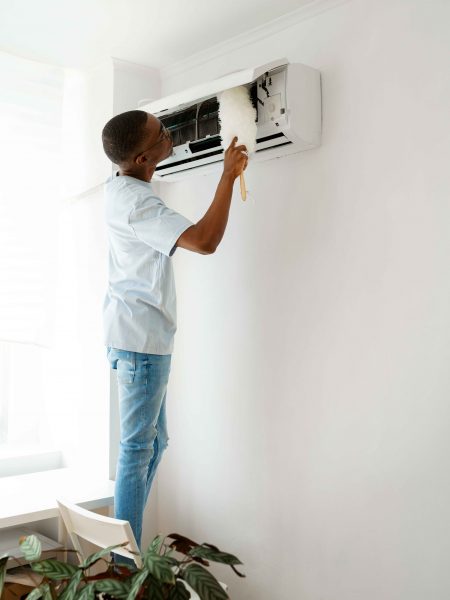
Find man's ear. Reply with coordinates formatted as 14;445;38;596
136;153;157;167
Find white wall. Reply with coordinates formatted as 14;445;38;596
61;61;113;198
150;1;450;598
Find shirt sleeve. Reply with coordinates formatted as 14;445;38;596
129;193;194;257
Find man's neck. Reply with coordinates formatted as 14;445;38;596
118;166;155;182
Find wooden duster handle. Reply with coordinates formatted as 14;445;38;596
240;172;247;201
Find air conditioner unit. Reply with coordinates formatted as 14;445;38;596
139;58;321;181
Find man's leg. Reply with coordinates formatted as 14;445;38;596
144;390;169;506
107;348;171;558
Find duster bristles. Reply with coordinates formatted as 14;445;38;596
218;86;257;154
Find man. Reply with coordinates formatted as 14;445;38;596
101;109;247;564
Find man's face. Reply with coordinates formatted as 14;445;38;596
139;115;173;165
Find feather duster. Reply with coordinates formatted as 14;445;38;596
218;85;257;200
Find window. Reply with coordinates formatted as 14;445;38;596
0;51;64;471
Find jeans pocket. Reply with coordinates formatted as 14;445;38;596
117;354;136;385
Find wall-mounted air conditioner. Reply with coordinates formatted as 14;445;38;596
139;58;321;181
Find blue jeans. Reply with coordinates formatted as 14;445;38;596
106;346;172;558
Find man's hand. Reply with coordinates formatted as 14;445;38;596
223;136;249;179
175;137;248;255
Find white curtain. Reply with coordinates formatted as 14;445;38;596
0;51;64;346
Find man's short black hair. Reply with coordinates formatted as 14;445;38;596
102;110;149;164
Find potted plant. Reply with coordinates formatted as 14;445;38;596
0;532;245;599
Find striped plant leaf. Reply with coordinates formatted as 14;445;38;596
126;568;149;600
188;547;242;566
75;582;95;600
169;580;191;600
80;542;130;569
148;534;163;555
94;578;131;598
19;535;42;561
144;554;176;584
146;574;166;600
0;556;9;598
183;565;228;600
26;587;43;600
59;570;83;600
32;559;78;580
26;583;51;600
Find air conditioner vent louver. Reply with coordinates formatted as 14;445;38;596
256;132;286;144
189;135;222;153
155;149;223;173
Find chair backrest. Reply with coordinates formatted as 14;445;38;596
56;498;142;568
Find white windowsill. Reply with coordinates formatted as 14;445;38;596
0;444;64;478
0;467;115;528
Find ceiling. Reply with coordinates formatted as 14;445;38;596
0;0;316;70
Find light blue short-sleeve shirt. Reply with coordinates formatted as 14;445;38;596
102;171;194;354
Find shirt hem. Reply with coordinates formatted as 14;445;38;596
104;340;174;355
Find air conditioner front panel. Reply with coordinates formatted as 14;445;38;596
143;58;288;116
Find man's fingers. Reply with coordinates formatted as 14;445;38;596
227;138;247;151
224;137;250;175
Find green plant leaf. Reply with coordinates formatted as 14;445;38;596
26;588;43;600
183;564;228;600
32;559;78;580
75;582;95;600
20;535;42;562
144;554;176;585
0;555;9;598
169;580;191;599
127;568;149;600
94;578;131;599
44;583;53;600
26;583;51;600
188;547;242;566
59;570;83;600
146;574;166;600
80;542;130;569
148;535;163;555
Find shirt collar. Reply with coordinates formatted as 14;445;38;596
107;170;153;188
